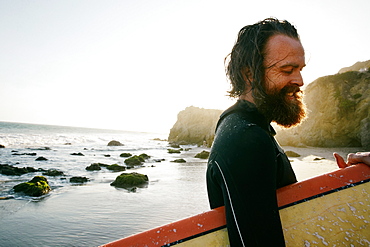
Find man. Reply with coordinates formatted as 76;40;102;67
206;18;306;246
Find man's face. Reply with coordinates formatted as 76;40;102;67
257;34;306;127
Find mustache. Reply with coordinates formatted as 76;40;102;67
280;85;302;95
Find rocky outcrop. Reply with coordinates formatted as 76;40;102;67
13;176;51;197
107;140;124;146
338;60;370;74
124;155;145;167
110;172;149;189
168;106;222;147
42;169;65;176
195;150;210;159
276;69;370;148
0;164;39;175
168;61;370;149
70;176;89;183
106;164;126;172
86;163;102;171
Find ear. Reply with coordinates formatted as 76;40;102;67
241;67;253;85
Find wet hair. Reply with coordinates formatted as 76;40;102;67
225;17;300;99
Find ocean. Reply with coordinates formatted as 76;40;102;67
0;121;361;246
0;121;210;246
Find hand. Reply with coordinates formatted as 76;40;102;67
333;152;370;168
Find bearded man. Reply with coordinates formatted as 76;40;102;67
206;18;306;247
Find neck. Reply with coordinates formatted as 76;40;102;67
239;91;255;103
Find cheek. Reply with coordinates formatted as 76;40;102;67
265;71;286;92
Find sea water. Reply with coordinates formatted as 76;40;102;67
0;122;361;246
0;122;210;246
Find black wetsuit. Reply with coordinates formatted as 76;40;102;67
206;100;297;247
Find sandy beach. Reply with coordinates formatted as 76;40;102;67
280;146;365;181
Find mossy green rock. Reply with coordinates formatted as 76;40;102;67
171;159;186;163
110;172;148;188
107;164;126;172
124;155;144;167
86;163;102;171
42;169;65;176
13;176;51;196
195;150;210;159
167;149;181;154
120;153;132;157
70;176;89;183
139;153;151;160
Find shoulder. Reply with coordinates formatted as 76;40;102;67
213;112;273;152
216;112;268;139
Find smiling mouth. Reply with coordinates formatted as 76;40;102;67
286;89;302;100
287;92;295;99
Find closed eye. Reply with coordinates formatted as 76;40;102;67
282;69;293;75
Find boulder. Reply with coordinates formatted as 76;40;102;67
171;159;186;163
195;150;210;159
168;106;222;147
107;140;124;146
13;176;51;197
139;153;151;160
70;152;84;156
70;176;89;183
124;155;144;167
167;149;181;154
42;169;65;176
110;172;149;189
0;164;39;176
107;164;126;172
36;156;48;161
12;152;37;156
120;153;132;158
86;163;102;171
285;151;301;157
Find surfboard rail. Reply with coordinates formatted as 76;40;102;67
101;163;370;247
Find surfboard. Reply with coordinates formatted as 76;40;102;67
101;163;370;247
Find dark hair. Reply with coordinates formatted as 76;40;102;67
225;18;300;99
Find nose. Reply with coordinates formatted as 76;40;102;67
292;72;304;87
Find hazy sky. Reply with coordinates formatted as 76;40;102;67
1;0;369;133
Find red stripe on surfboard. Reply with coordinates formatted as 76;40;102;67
101;164;370;247
277;163;370;207
101;206;226;247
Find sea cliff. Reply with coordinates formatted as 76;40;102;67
276;68;370;148
169;60;370;149
168;106;222;147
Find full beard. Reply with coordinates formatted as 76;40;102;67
256;85;306;128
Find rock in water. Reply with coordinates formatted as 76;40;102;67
36;156;48;161
86;163;102;171
120;153;132;158
110;172;149;189
107;164;126;172
171;159;186;163
285;151;301;157
195;150;210;159
107;140;124;146
70;177;89;183
124;155;145;167
42;169;65;176
13;176;51;196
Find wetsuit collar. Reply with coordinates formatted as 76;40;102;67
219;100;276;136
